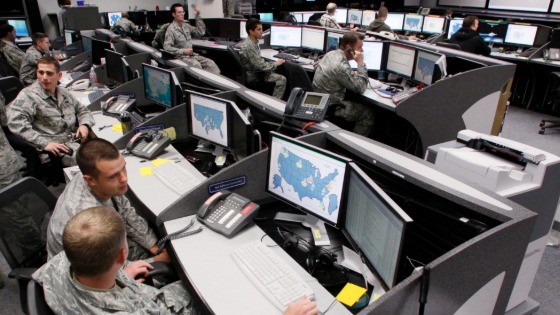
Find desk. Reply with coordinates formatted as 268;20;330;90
261;48;315;71
192;39;228;51
90;111;123;143
164;215;352;315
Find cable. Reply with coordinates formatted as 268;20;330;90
323;298;338;314
302;121;316;131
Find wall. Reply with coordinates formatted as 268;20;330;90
421;0;438;7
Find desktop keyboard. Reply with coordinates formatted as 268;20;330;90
70;71;85;80
392;87;418;103
88;89;108;103
129;111;145;129
153;161;201;195
232;240;314;311
273;52;298;60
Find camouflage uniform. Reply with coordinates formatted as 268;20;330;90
6;81;94;155
33;252;195;314
20;45;46;86
223;0;235;17
152;23;170;48
113;17;138;33
163;18;220;74
313;49;374;136
238;38;286;99
319;14;341;29
0;39;25;74
46;175;158;261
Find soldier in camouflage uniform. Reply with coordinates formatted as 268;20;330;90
7;56;94;167
312;31;374;137
238;18;286;99
112;12;139;34
35;206;196;314
319;3;342;29
46;138;167;263
164;4;220;74
20;33;51;86
0;24;25;74
223;0;235;17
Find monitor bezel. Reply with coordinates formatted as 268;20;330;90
347;9;363;25
413;49;442;86
402;14;424;33
504;24;538;47
361;40;384;71
385;43;417;79
477;20;508;44
266;132;351;228
301;26;326;52
142;63;177;109
90;37;113;65
104;49;125;84
270;25;303;48
421;15;446;34
186;90;232;150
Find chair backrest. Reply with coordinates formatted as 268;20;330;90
436;42;462;51
307;20;322;26
0;76;24;104
283;61;313;92
113;25;128;38
0;50;20;78
227;44;247;85
151;23;170;49
309;12;324;22
27;280;54;315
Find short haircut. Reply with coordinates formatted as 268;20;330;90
32;32;48;46
377;6;388;19
340;31;365;49
0;24;14;38
326;2;337;13
37;56;60;73
171;3;184;14
76;138;120;178
63;206;126;277
463;16;478;29
246;18;261;33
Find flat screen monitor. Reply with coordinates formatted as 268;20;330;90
8;19;29;37
143;64;177;109
128;11;147;26
259;12;274;22
107;12;122;27
385;13;405;31
386;43;416;78
534;25;552;47
447;18;464;40
488;0;551;12
326;31;344;52
361;11;376;27
413;49;441;85
302;12;315;24
342;163;412;290
187;90;230;149
91;38;112;65
302;27;325;51
422;16;445;34
505;24;538;47
403;14;424;32
270;25;302;48
240;20;248;39
105;49;125;84
347;9;363;25
334;8;348;25
64;29;81;45
362;40;384;71
290;12;304;23
478;20;508;43
82;36;93;52
267;132;350;227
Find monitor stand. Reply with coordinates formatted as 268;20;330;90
274;212;331;246
195;140;228;167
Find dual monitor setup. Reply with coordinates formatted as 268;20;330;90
266;132;412;290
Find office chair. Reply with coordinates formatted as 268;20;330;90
0;51;20;77
308;12;324;24
283;61;313;92
307;20;322;26
112;25;129;38
227;44;275;96
0;76;24;103
436;42;462;51
0;177;57;314
539;72;560;134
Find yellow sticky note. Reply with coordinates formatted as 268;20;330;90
152;158;173;166
336;283;367;307
140;167;153;176
112;124;123;131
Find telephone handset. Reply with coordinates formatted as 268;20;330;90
70;78;90;90
101;95;137;115
126;130;171;159
284;87;330;122
197;190;260;238
70;60;90;73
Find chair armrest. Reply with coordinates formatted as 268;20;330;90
9;267;37;281
146;261;174;278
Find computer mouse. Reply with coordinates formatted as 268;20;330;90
291;60;300;64
385;87;395;92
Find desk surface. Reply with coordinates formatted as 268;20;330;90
192;39;228;50
261;48;315;71
90;111;123;143
165;215;352;315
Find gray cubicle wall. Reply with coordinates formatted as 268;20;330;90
158;130;535;315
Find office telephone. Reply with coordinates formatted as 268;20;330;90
126;130;171;159
284;87;330;122
544;48;560;61
70;60;90;73
70;78;90;90
197;190;260;238
101;95;137;115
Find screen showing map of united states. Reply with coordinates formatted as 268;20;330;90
189;94;229;147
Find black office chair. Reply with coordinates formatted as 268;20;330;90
0;76;24;103
283;61;313;92
436;42;462;51
0;51;20;77
0;177;56;314
308;12;324;24
539;72;560;134
307;20;322;26
227;44;275;96
112;25;129;38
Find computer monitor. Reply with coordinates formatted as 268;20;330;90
403;14;424;32
8;19;29;37
505;24;538;47
362;40;384;71
386;43;416;79
334;8;348;24
342;163;412;290
91;38;112;65
107;12;122;27
302;12;315;24
326;31;344;52
361;10;376;27
82;36;93;52
533;25;551;47
385;13;405;31
478;20;508;43
447;18;464;40
270;25;302;48
128;11;148;26
240;20;248;39
259;12;274;22
267;132;350;245
301;26;325;52
105;49;125;85
290;12;304;24
347;9;363;25
422;16;445;34
64;29;81;45
187;90;230;150
143;64;177;109
413;49;442;86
